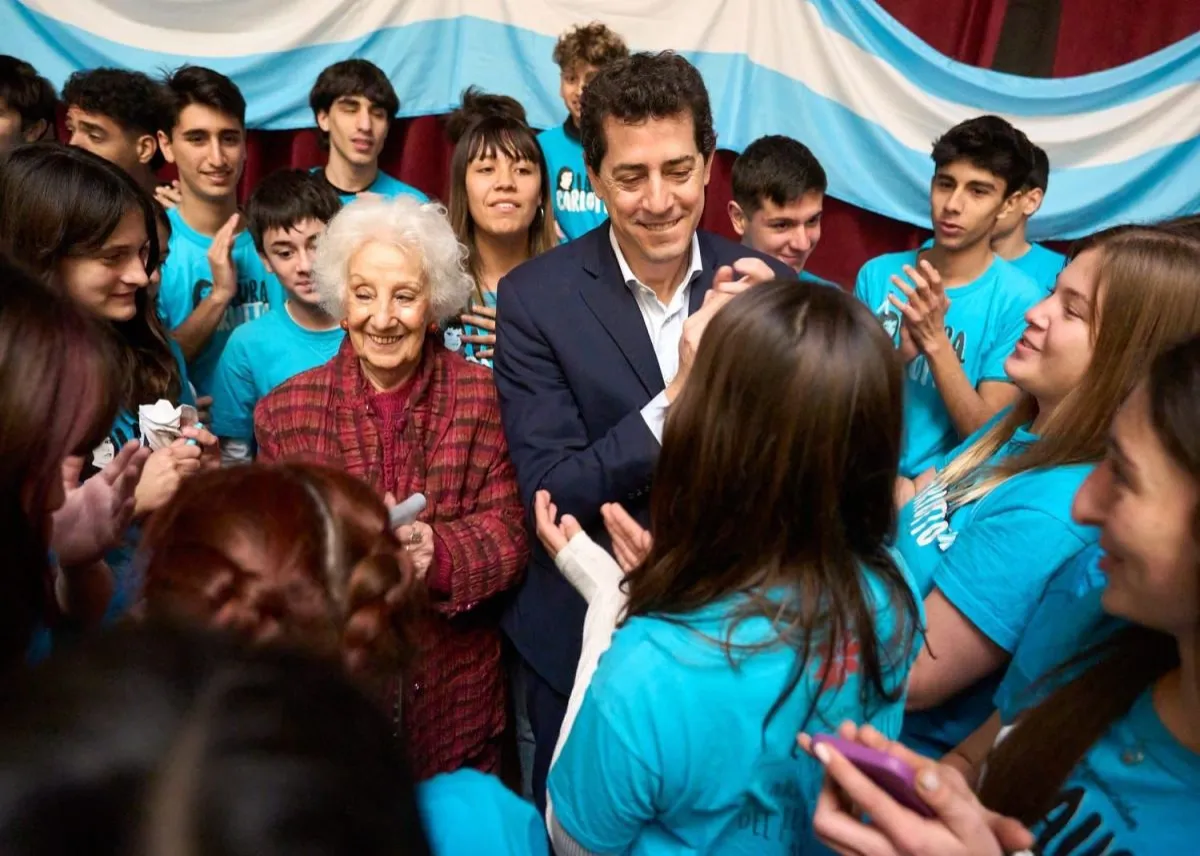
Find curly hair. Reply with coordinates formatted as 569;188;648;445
62;68;170;170
579;51;716;174
312;194;472;323
552;22;629;70
138;464;427;688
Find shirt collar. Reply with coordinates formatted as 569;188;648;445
609;226;703;300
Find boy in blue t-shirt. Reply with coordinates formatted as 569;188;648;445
729;135;837;288
538;22;628;241
210;170;346;463
156;66;282;397
991;140;1065;292
854;116;1044;477
309;60;427;204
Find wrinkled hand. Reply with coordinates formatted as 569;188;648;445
134;440;203;516
601;502;652;571
384;493;435;579
889;259;950;357
207;213;241;304
51;442;150;565
154;179;183;209
460;303;498;360
800;722;1033;856
534;490;582;559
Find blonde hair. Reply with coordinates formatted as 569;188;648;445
939;225;1200;509
312;194;473;322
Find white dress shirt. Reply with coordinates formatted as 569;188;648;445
608;227;703;444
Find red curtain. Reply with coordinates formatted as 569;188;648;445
149;1;1197;288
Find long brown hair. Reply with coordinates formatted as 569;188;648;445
625;281;921;727
138;464;425;689
0;143;180;410
939;225;1200;510
446;114;556;306
0;255;120;668
980;334;1200;823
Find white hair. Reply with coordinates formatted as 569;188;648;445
312;194;473;322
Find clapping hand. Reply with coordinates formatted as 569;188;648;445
51;441;150;565
601;502;652;571
889;259;951;357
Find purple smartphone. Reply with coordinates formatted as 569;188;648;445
811;734;936;818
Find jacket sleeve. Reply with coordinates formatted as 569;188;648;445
426;395;531;617
492;273;661;528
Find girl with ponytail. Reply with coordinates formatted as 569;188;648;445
806;333;1200;855
136;464;547;856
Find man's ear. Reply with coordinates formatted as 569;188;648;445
1021;187;1045;217
727;200;747;237
157;130;176;164
135;133;158;166
586;166;606;205
316;110;331;134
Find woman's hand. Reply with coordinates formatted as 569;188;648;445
51;442;150;564
397;521;435;579
460;303;498;361
134;441;202;517
601;502;652;571
534;490;581;559
800;723;1033;856
181;424;220;471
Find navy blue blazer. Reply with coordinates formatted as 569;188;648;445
493;224;793;694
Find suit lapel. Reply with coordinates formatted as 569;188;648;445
580;230;666;396
690;232;719;315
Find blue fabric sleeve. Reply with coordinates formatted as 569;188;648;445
932;509;1091;652
208;333;256;439
549;684;660;853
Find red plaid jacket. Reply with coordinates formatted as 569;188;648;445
255;338;529;779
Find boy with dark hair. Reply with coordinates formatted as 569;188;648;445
209;169;344;463
0;55;56;152
729;135;834;286
991;141;1065;291
156;65;282;396
855;115;1043;478
62;68;168;193
309;59;427;203
538;22;628;241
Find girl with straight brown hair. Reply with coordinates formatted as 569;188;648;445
536;281;923;854
895;225;1200;759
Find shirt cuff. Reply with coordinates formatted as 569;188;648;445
640;390;670;445
426;531;453;596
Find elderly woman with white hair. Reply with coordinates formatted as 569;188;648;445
254;194;529;780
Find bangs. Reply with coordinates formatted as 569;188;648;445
465;119;542;168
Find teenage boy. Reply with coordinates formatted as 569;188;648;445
729;134;835;286
156;65;282;396
991;141;1065;292
309;59;427;204
0;55;56;152
855;115;1043;479
538;22;628;241
209;170;345;463
63;68;168;194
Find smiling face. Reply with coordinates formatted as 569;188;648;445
159;104;246;203
465;149;541;240
1005;248;1099;409
590;112;712;280
560;61;600;127
929;159;1015;251
57;208;150;322
731;190;823;274
1073;383;1200;635
318;94;389;170
262;218;327;307
343;240;431;391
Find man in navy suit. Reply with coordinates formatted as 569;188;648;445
494;51;793;808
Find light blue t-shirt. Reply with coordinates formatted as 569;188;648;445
538;122;607;241
157;208;283;396
441;288;497;369
1009;242;1066;294
312;165;429;205
895;416;1098;757
994;545;1123;724
854;250;1042;477
209;305;344;441
418;769;549;856
1024;688;1200;855
549;566;923;855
